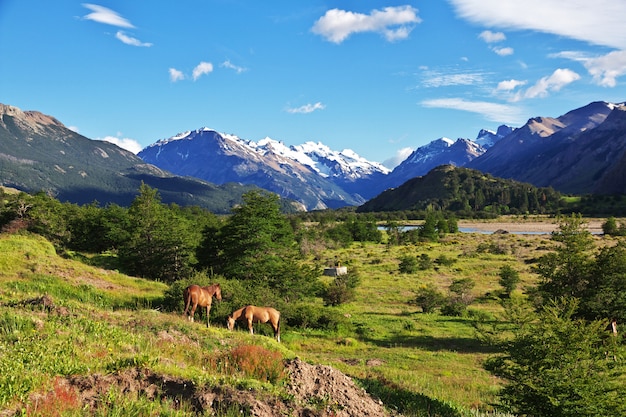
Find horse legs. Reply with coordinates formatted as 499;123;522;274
189;303;197;322
274;321;281;343
248;319;254;335
205;305;211;328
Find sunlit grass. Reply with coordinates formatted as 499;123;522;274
0;230;561;415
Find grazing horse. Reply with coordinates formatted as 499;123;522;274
227;305;281;342
183;283;222;327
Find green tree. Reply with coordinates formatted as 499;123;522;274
414;284;446;313
398;255;418;274
419;212;439;241
485;298;626;417
534;214;595;302
499;265;520;298
199;190;318;301
583;241;626;329
118;183;194;282
602;216;619;235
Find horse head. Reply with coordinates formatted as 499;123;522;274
214;284;222;301
226;315;235;330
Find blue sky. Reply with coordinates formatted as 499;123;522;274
1;1;625;168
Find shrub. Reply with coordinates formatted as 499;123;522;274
399;255;418;274
211;345;287;384
281;302;344;331
435;254;456;267
413;284;446;313
418;253;433;270
322;270;360;306
498;265;520;297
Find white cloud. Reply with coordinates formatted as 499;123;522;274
449;0;626;49
169;68;185;82
68;126;80;133
555;50;626;87
421;70;487;88
517;68;580;100
582;50;626;87
101;136;143;154
192;62;214;81
82;3;135;28
115;31;152;47
312;6;421;43
493;46;513;56
287;102;326;114
479;30;505;43
421;97;524;123
383;147;414;169
221;60;247;74
497;79;527;91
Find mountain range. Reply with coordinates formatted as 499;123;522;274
1;100;625;212
0;104;272;214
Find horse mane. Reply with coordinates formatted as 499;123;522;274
230;306;246;320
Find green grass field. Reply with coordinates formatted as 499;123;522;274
0;228;564;416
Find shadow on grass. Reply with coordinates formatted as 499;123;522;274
357;375;464;417
358;333;499;353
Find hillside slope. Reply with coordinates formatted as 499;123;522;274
0;104;266;213
0;233;390;416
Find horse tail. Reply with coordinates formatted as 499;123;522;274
182;287;191;316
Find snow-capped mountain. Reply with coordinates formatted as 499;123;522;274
138;128;381;211
373;131;509;195
475;125;515;148
139;124;511;209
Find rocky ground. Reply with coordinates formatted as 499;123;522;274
11;359;391;417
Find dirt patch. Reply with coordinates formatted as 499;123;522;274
7;359;391;417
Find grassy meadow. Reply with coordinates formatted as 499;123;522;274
0;221;585;416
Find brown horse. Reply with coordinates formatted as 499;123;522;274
227;305;281;342
183;283;222;327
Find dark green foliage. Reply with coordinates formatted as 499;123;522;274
602;216;626;236
117;184;195;283
344;214;382;242
280;302;345;330
357;165;564;215
448;278;475;307
322;269;360;306
582;242;626;326
498;265;520;297
419;212;439;241
534;214;595;302
418;253;433;270
435;254;456;267
485;298;626;417
414;284;446;313
197;190;319;302
398;255;419;274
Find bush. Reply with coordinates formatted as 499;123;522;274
435;254;456;267
211;345;287;384
322;270;360;306
399;255;418;274
281;302;344;331
418;253;433;270
413;284;446;313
